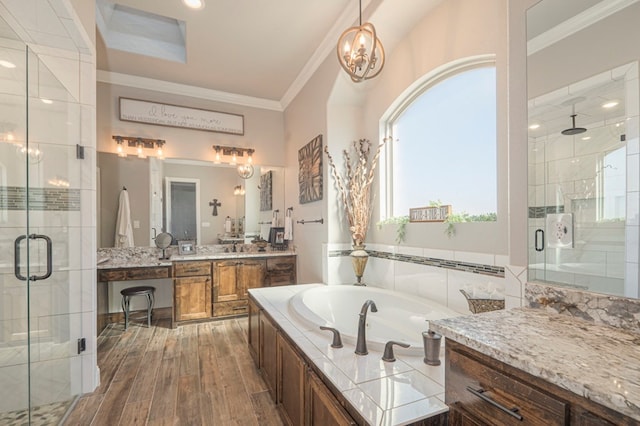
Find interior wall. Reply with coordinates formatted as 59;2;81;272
285;0;512;283
96;82;285;166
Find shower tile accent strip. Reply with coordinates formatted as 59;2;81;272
0;186;80;211
528;205;565;218
328;249;505;278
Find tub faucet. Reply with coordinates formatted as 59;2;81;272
355;300;378;355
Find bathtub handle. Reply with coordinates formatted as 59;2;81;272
319;326;343;348
382;341;411;362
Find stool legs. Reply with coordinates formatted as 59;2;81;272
122;295;131;330
121;290;154;330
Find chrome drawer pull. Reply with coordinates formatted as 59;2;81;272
466;386;524;421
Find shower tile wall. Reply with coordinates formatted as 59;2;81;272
324;243;525;315
0;0;97;414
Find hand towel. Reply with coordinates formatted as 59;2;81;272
115;189;134;247
284;216;293;241
271;217;277;227
224;217;232;233
260;224;271;240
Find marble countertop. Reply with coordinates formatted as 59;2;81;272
430;308;640;421
250;284;448;426
97;246;296;269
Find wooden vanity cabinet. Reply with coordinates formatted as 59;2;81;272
266;256;297;286
213;259;266;317
173;261;212;322
248;297;260;365
445;340;635;426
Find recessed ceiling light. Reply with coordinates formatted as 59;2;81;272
41;98;53;104
0;60;15;68
529;123;540;130
581;136;591;141
182;0;204;9
602;101;619;109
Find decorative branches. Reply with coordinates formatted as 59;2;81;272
324;138;388;247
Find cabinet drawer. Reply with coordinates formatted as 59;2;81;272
266;256;296;272
174;261;211;277
213;300;248;317
99;267;170;281
446;347;568;425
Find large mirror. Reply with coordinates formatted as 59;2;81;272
526;0;640;298
97;152;285;247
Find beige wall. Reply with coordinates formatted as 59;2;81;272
96;82;285;166
284;0;515;283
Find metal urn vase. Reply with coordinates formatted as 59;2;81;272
350;244;369;286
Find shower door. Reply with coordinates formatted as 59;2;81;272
528;66;632;297
0;40;84;423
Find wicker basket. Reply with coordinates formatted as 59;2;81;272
460;289;505;314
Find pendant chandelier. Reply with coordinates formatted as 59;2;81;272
336;0;385;82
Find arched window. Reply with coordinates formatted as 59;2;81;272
383;59;497;221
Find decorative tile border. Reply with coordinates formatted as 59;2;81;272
525;281;640;334
328;249;505;278
528;205;564;219
0;186;80;211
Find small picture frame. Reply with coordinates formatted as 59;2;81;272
268;227;287;249
177;240;196;255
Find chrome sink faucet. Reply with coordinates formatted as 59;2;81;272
355;300;378;355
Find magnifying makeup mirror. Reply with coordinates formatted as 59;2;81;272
155;232;173;260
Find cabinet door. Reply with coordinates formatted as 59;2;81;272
238;259;266;298
267;256;297;286
260;311;278;402
277;333;305;426
174;276;212;321
248;297;260;367
213;260;239;302
306;369;355;425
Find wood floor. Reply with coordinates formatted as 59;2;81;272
65;317;283;426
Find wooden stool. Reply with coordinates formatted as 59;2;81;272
120;286;155;330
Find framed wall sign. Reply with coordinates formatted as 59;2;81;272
177;240;196;255
409;205;452;222
298;134;323;204
119;97;244;135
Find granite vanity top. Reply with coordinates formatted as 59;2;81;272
430;308;640;421
97;246;296;269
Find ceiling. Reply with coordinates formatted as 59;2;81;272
96;0;444;110
96;0;353;107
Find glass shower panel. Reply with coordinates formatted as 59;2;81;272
0;36;83;422
528;67;629;296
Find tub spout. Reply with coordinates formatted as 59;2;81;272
355;300;377;355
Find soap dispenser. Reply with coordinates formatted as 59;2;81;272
422;330;442;366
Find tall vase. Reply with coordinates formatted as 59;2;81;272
350;244;369;286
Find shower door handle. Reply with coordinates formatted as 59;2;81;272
14;234;53;281
535;229;545;252
14;235;27;281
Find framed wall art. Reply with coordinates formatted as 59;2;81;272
260;171;273;211
298;134;323;204
119;97;244;135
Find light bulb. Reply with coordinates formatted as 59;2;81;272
344;40;350;54
230;150;237;165
156;146;164;159
215;150;221;164
247;152;253;164
359;33;366;47
117;143;123;154
137;144;146;159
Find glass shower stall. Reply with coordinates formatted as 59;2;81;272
0;7;95;424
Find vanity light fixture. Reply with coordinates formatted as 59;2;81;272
211;145;256;178
112;135;166;159
233;185;245;196
337;0;385;82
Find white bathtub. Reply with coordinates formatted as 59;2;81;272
289;285;461;356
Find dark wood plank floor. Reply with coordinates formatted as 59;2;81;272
65;318;282;426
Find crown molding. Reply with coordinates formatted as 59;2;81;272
97;70;284;111
528;0;638;55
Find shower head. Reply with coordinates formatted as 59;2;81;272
561;114;587;135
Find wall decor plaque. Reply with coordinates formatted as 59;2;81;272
298;134;323;204
260;171;273;211
119;97;244;135
409;205;452;222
